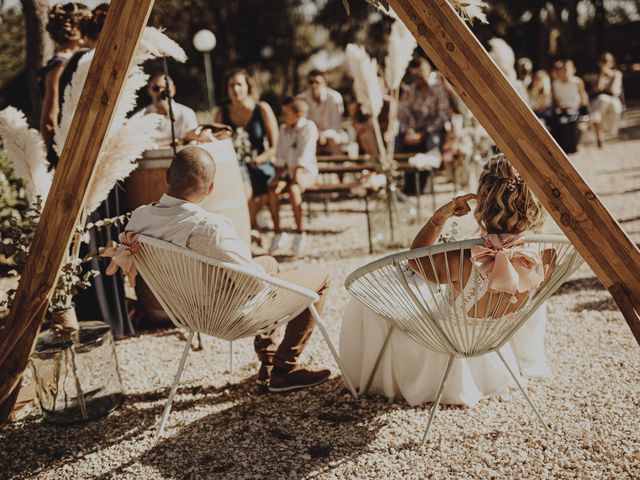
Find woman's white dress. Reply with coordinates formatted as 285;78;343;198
340;268;550;407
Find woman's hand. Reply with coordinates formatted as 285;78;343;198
411;193;478;250
431;193;479;225
252;152;269;165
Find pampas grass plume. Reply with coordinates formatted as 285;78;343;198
346;43;383;117
449;0;488;23
385;20;416;91
136;27;187;64
55;27;186;156
84;113;161;214
0;106;53;204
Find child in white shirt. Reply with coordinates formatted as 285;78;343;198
268;97;319;255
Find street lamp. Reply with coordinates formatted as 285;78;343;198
193;29;217;111
260;45;274;60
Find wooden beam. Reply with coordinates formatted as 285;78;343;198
0;0;155;421
389;0;640;345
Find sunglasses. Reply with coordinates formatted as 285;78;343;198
151;85;167;93
308;79;320;85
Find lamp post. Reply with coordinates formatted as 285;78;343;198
193;29;217;111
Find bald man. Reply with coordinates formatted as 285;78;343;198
127;147;331;393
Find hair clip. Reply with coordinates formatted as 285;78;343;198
505;177;523;191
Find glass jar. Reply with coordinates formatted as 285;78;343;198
30;320;124;424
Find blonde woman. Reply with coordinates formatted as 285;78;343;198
340;154;555;407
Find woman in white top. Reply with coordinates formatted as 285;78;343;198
551;60;588;154
590;52;624;145
340;154;555;407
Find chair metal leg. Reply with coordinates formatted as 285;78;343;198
157;330;195;438
421;354;455;446
495;349;550;432
430;171;436;211
310;304;359;400
364;195;373;254
191;332;203;351
362;325;394;397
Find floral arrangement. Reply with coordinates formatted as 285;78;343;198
232;127;257;165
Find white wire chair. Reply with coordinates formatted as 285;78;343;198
345;234;583;445
133;235;358;437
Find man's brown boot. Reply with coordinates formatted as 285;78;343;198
268;366;330;393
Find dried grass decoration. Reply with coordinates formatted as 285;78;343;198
0;27;188;423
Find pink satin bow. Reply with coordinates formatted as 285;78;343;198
470;234;543;295
101;232;141;286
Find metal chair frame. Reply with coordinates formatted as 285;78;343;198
133;235;358;437
345;234;583;445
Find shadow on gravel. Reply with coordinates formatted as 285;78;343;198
0;379;255;480
555;275;604;295
94;378;383;480
574;297;618;312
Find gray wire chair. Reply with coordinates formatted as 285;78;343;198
345;234;583;445
133;235;358;437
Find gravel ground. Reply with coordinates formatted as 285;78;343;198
2;130;640;479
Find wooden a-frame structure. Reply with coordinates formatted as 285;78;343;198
1;0;639;421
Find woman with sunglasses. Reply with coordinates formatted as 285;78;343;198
139;73;198;147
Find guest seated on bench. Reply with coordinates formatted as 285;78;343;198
297;69;348;155
126;147;331;393
268;97;319;256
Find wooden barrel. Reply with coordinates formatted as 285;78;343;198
123;140;250;327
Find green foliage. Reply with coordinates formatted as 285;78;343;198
0;194;40;268
0;147;29;253
0;195;99;311
49;258;96;312
0;196;41;310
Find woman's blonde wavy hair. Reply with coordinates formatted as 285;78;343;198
474;154;545;234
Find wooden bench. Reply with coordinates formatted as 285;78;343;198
301;154;460;253
303;183;375;253
315;161;440;214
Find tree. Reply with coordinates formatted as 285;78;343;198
0;6;27;115
19;0;52;125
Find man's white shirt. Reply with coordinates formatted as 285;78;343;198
274;117;319;177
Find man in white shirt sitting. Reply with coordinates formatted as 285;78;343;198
268;97;318;256
126;147;331;393
139;73;199;147
297;70;348;155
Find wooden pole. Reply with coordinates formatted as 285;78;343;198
388;0;640;345
0;0;155;422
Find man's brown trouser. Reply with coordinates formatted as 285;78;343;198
252;256;329;371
